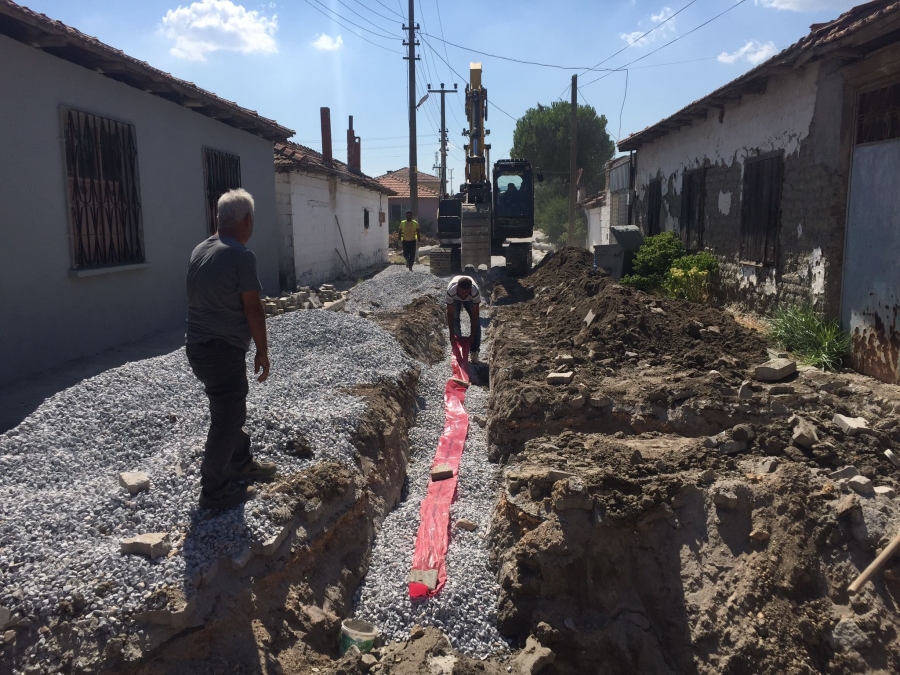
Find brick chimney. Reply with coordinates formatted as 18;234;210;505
347;115;361;174
320;107;332;166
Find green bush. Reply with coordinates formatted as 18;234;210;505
767;304;850;371
621;232;685;292
664;251;719;303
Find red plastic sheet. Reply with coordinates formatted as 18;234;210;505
409;336;470;598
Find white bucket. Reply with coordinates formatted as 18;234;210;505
339;618;379;655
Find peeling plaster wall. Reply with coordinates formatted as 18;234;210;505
632;61;850;316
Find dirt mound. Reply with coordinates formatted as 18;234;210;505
373;296;447;365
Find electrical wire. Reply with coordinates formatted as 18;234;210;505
618;70;628;141
345;0;402;24
301;0;403;53
306;0;398;40
333;0;399;33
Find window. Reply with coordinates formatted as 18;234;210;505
680;169;705;251
646;179;662;236
740;154;783;265
857;82;900;145
63;108;144;269
203;148;241;235
390;204;402;223
364;208;370;229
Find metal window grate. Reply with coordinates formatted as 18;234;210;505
203;148;241;234
857;82;900;145
64;109;144;269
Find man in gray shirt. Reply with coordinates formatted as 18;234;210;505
186;188;276;509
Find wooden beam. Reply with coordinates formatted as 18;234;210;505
29;34;69;49
182;99;206;108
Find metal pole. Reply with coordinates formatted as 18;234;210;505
568;74;578;246
407;0;418;219
428;83;456;197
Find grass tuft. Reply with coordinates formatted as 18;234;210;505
767;304;850;371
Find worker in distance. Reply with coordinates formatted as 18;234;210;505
446;275;482;363
184;188;277;510
400;210;419;271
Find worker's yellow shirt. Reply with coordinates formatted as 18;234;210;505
401;219;419;241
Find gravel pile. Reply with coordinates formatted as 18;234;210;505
345;264;445;314
354;308;508;659
0;310;414;647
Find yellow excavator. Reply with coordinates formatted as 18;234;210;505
432;63;539;276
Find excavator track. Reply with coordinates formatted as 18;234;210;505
460;203;491;270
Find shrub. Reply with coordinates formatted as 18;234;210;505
767;304;850;371
664;252;719;303
621;232;685;292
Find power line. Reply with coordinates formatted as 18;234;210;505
306;0;398;40
618;70;628;141
301;0;403;53
333;0;398;34
345;0;401;24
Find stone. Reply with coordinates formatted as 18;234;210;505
261;526;290;557
584;309;596;327
409;624;425;640
672;389;695;402
0;607;9;630
829;466;859;481
836;495;859;518
830;618;872;652
790;416;819;450
3;630;14;645
547;372;574;385
833;414;870;436
358;310;370;318
732;424;755;443
713;490;739;510
704;435;723;449
754;358;797;382
118;471;150;495
625;351;638;358
231;546;253;571
699;469;716;484
360;654;377;672
738;381;753;400
473;414;487;428
749;529;770;541
456;519;478;531
757;458;779;474
848;476;875;497
874;485;896;498
556;354;574;365
511;636;555;675
408;569;438;591
719;440;748;455
120;533;169;559
769;385;795;395
430;463;454;481
589;395;612;408
568;394;586;409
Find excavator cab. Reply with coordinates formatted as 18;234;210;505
492;159;534;241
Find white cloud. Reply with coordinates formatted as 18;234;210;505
162;0;278;61
717;40;778;65
312;34;344;51
756;0;854;10
621;6;676;47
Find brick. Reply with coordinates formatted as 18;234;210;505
547;372;574;385
120;533;170;559
430;463;454;481
409;568;438;591
833;414;869;435
754;358;797;382
118;471;150;495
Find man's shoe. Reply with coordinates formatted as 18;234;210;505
199;483;257;510
231;459;278;482
470;351;480;364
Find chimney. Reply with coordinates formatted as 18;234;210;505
347;115;361;174
320;107;332;165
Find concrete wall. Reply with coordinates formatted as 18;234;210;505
0;34;279;385
631;61;850;316
585;199;610;249
387;196;440;232
277;170;387;287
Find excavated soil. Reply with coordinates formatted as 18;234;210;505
372;296;448;365
486;248;900;674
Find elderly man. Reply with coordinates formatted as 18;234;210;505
185;188;276;510
446;275;482;363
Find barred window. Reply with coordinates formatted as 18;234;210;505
740;154;782;265
857;82;900;145
646;179;662;236
63;109;144;269
680;169;706;251
203;148;241;235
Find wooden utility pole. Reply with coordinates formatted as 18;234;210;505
428;83;457;197
567;74;578;246
404;0;419;217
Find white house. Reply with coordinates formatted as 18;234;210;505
274;110;395;289
0;0;293;386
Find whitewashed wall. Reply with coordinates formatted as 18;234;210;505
585;198;610;250
276;171;387;288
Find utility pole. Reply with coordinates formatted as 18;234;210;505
568;74;578;246
428;82;457;197
403;0;419;217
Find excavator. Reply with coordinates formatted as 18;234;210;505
430;63;539;277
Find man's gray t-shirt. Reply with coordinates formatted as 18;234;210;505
186;235;262;351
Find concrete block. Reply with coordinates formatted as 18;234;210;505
875;485;896;499
848;475;875;497
120;533;170;559
833;414;870;436
431;463;454;481
719;440;748;455
555;354;574;365
547;372;574;385
829;466;859;481
754;358;797;382
409;568;438;591
790;416;819;449
118;471;150;495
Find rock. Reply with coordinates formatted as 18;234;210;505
118;471;150;495
555;354;575;365
833;414;870;436
874;485;896;498
703;435;723;449
456;519;478;531
754;358;797;382
547;372;574;385
630;449;643;464
719;440;748;455
769;385;795;395
511;636;555;675
409;624;425;640
672;389;695;402
836;495;859;517
713;490;739;510
584;309;596;327
568;394;586;409
738;381;753;400
848;475;875;497
431;463;454;481
358;310;370;318
830;618;872;652
3;630;14;645
120;533;169;559
625;351;638;358
853;506;890;548
472;414;487;428
732;424;755;443
749;529;770;541
699;469;716;484
687;320;703;338
0;607;9;630
231;545;253;571
261;526;290;557
829;466;859;480
408;569;438;591
790;416;819;450
757;458;779;474
589;395;612;408
360;654;377;672
553;477;593;511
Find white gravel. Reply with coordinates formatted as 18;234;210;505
345;263;445;314
0;310;413;649
353;303;509;659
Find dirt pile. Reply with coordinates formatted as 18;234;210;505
372;296;447;365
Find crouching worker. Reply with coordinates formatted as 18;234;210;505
185;188;277;510
446;275;482;363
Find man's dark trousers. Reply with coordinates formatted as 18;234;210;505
402;240;416;269
452;300;481;352
186;339;252;500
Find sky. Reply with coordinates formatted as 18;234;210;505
22;0;862;188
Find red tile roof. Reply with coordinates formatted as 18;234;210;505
378;168;441;184
274;142;396;195
374;174;440;199
0;0;293;141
